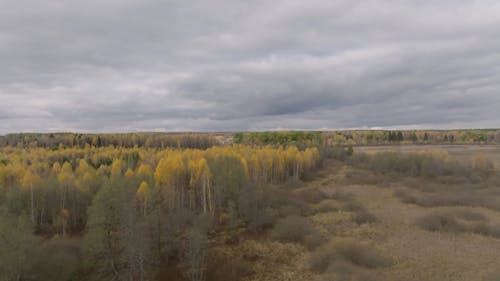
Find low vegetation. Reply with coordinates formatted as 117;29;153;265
483;271;500;281
270;215;316;244
416;211;500;238
352;210;379;225
309;238;391;274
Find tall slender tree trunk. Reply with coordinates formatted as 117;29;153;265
30;183;35;224
62;220;66;237
202;178;207;213
61;184;67;210
207;178;213;214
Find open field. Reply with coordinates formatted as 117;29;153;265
356;145;500;168
230;145;500;281
313;164;500;280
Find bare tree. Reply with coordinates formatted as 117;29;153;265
120;195;153;281
180;228;208;281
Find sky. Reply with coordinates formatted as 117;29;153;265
1;0;500;134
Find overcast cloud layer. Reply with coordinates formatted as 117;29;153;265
1;0;500;133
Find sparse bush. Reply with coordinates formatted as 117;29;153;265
326;260;357;275
331;191;354;202
310;247;336;273
416;192;469;207
266;187;311;215
414;182;443;193
351;151;492;182
313;200;339;213
279;199;311;217
304;232;327;250
436;175;471;185
271;215;315;243
470;223;500;238
416;213;465;233
473;155;494;171
394;188;417;204
399;177;421;188
247;208;276;232
298;188;328;204
277;205;303;217
309;238;391;273
329;239;391;268
352;211;379;225
453;209;488;222
395;182;500;211
343;169;385;185
416;211;500;238
209;258;254;281
321;145;352;161
342;201;364;212
420;190;498;209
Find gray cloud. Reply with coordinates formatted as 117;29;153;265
1;0;500;133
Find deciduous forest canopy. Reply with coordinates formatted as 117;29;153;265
0;132;323;280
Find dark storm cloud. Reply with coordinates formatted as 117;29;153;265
1;0;500;133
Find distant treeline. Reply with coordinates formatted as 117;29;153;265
322;129;500;146
232;129;500;146
0;133;219;149
233;131;322;146
1;129;499;150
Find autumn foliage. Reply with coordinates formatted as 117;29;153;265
0;141;324;280
0;144;320;234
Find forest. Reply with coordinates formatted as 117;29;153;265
232;129;500;146
2;129;500;151
0;137;322;281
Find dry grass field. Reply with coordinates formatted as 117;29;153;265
356;145;500;168
227;146;500;281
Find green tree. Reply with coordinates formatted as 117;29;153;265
83;183;121;278
409;131;418;142
0;214;39;281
